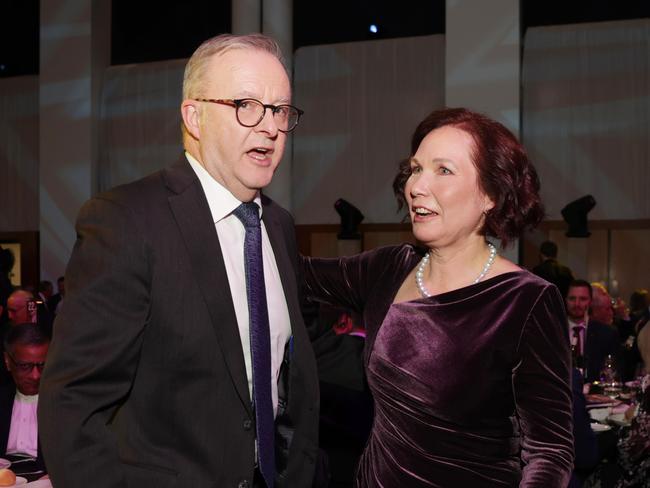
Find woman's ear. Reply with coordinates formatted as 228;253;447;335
483;193;496;214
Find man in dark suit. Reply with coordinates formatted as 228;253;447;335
46;276;64;316
566;280;620;382
1;323;49;477
533;240;574;299
39;34;319;488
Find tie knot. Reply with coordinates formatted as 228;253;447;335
233;202;260;228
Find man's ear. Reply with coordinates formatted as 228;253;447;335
181;100;202;140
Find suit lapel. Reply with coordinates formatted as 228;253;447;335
165;159;251;413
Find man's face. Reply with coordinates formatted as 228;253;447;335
185;48;291;201
7;293;30;325
566;286;591;321
4;342;49;396
591;290;614;325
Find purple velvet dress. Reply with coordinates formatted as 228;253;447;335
302;244;573;487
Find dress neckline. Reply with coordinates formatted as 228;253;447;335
392;269;527;306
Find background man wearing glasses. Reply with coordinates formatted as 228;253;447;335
2;323;49;477
39;34;320;488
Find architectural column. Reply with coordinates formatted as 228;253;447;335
262;0;293;211
39;0;111;280
232;0;261;34
446;0;521;261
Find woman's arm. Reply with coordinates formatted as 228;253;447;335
301;246;404;313
513;285;574;487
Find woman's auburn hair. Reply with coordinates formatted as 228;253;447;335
393;107;544;247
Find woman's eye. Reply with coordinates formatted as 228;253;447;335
410;166;421;174
439;166;452;175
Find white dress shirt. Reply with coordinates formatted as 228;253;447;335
6;391;39;457
186;152;291;417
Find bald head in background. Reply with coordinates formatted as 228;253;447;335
7;290;34;326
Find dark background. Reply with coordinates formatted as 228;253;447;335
0;0;648;77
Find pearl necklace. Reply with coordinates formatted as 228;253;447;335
415;242;497;298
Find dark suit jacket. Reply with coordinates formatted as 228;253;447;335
38;158;320;488
47;293;62;315
584;320;621;383
532;259;574;299
0;383;46;472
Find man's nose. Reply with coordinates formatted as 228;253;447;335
30;366;42;381
255;108;279;137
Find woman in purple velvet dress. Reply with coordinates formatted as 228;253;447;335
302;108;574;487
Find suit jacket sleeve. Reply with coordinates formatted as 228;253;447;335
38;195;151;488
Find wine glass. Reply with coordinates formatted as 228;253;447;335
600;354;622;399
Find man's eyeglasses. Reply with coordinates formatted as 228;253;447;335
6;351;45;373
194;98;303;133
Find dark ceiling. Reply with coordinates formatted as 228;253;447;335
0;0;647;77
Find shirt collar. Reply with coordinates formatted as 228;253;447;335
568;317;588;330
185;151;262;223
15;391;38;404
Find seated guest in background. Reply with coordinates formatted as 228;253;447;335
532;240;574;299
590;283;615;327
6;290;34;326
2;290;36;386
617;289;648;381
566;280;620;382
1;323;49;477
303;107;573;486
584;323;650;488
0;248;15;324
629;289;650;330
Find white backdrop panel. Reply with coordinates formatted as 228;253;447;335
523;19;650;220
99;58;186;191
0;76;39;231
292;35;445;224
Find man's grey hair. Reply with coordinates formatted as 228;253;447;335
182;33;287;100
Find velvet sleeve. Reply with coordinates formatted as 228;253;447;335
301;246;406;313
513;285;574;487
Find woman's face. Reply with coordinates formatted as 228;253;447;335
405;125;493;249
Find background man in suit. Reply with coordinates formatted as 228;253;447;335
6;290;34;325
46;277;64;316
1;323;49;478
532;240;574;299
39;34;319;488
566;280;620;382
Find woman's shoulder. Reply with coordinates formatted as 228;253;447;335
354;242;424;271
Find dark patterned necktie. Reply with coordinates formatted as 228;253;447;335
572;324;585;357
233;202;275;488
